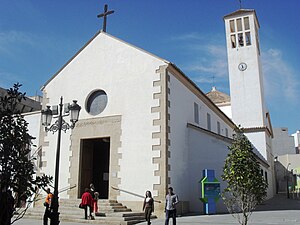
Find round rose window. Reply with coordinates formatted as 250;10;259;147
86;90;108;115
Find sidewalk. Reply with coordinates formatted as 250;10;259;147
14;194;300;225
138;194;300;225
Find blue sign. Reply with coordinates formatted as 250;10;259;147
199;169;220;215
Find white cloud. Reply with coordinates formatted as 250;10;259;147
0;31;35;45
169;32;229;85
262;48;299;102
170;32;206;41
0;30;37;56
182;43;228;83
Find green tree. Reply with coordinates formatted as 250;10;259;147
222;128;268;225
0;83;52;225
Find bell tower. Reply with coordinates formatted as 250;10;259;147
224;9;272;160
224;9;274;197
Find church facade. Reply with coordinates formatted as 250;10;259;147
24;8;274;216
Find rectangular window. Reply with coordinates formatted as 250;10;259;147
225;128;228;137
245;32;251;46
237;18;243;31
207;113;211;131
194;102;199;124
265;171;268;184
244;17;250;30
230;20;235;33
38;149;43;168
238;33;244;47
231;34;236;48
217;121;221;135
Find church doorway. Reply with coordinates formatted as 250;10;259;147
79;137;110;199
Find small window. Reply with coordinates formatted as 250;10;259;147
194;102;199;124
207;113;211;131
265;171;268;184
237;18;243;31
230;20;235;33
38;149;43;168
217;121;221;135
261;169;264;176
225;128;228;137
244;17;250;30
245;32;251;46
238;33;244;47
231;34;236;48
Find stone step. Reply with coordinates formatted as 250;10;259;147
21;213;145;225
58;199;120;207
21;199;156;225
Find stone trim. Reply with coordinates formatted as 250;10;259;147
152;65;169;203
243;126;272;138
67;115;122;200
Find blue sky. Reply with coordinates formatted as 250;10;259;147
0;0;299;134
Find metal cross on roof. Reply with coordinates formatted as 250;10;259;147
238;0;243;9
97;4;114;32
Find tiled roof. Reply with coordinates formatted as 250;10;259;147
206;86;231;104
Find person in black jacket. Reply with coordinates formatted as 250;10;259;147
143;191;154;225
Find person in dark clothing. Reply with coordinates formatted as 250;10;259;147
143;190;154;225
43;188;53;225
165;187;179;225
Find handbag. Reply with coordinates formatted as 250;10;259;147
79;203;84;209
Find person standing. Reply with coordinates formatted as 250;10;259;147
80;188;93;220
143;191;154;225
165;187;179;225
93;191;99;214
89;183;98;215
43;188;53;225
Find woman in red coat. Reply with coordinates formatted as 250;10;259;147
80;188;93;219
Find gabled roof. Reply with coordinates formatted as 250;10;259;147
41;31;169;91
223;9;260;28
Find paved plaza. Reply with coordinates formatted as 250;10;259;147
15;194;300;225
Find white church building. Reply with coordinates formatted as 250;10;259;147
24;8;274;216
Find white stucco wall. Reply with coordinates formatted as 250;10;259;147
42;32;167;199
23;111;41;171
292;131;300;147
272;128;295;155
187;127;229;213
246;132;267;159
218;105;232;120
167;71;234;212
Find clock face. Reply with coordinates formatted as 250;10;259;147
238;62;247;71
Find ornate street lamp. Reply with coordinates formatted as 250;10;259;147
41;96;81;225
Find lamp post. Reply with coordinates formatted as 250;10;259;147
286;163;291;199
41;96;81;225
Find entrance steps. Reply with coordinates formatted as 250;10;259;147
20;199;156;225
